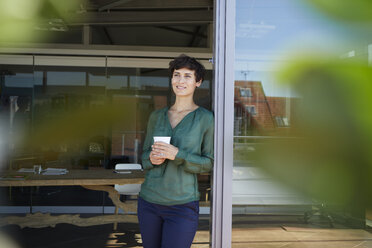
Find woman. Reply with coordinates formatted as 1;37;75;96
138;54;214;248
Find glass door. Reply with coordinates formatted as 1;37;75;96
0;55;213;246
230;0;372;247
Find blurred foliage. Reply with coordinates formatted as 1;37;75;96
23;103;129;150
0;232;19;248
0;0;84;43
255;59;372;209
306;0;372;23
250;1;372;219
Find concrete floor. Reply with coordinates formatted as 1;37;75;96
1;216;371;248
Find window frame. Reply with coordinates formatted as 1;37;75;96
212;0;235;247
239;87;252;97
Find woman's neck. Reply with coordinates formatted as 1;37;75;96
171;97;198;112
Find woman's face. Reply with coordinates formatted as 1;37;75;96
171;68;201;97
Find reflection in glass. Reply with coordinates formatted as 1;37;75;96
231;0;372;245
0;60;212;218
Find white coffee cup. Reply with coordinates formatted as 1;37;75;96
153;136;171;144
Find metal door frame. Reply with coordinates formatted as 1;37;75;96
212;0;235;247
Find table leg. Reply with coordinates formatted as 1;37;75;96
82;185;137;213
0;185;138;228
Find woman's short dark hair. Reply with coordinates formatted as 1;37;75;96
169;54;206;83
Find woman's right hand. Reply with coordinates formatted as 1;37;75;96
149;150;166;165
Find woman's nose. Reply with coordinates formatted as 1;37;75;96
179;76;187;83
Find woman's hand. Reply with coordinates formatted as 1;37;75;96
152;142;179;160
149;150;166;165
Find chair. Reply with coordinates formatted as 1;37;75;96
113;163;142;230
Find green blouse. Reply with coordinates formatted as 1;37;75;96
139;107;214;205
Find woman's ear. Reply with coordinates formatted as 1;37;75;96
196;81;202;88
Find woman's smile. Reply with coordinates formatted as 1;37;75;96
172;68;201;96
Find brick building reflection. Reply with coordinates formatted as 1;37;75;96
234;81;300;136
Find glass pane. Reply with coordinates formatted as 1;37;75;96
0;64;34;207
32;66;107;171
107;67;170;165
233;0;372;246
0;58;213;246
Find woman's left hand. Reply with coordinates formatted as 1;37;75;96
152;142;179;160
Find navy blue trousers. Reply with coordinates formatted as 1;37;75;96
137;197;199;248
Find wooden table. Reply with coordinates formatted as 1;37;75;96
0;169;145;228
